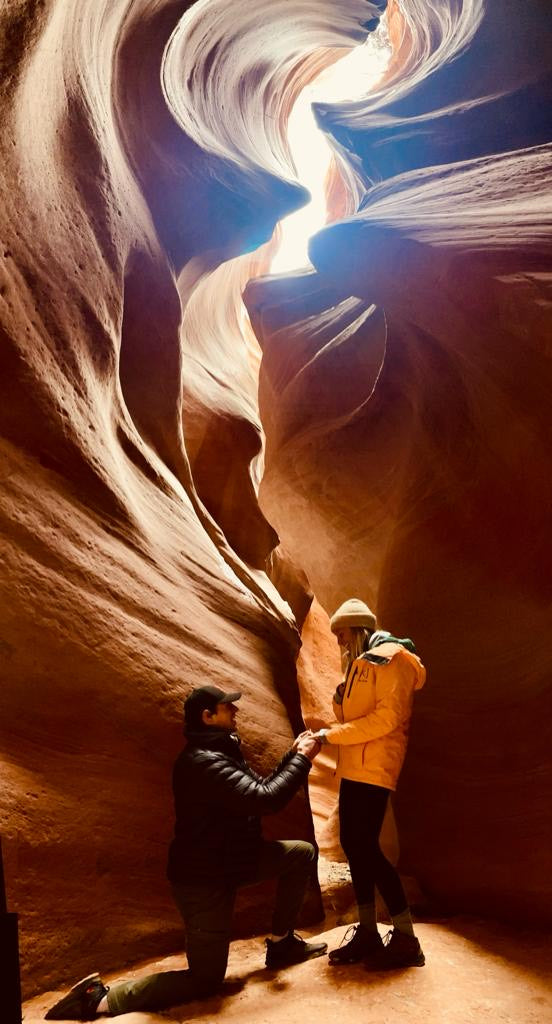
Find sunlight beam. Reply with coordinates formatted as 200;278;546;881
271;24;391;274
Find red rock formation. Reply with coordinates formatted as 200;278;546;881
1;0;385;996
247;0;552;924
1;0;550;1000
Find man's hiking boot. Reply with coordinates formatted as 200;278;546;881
265;931;328;968
379;928;425;968
329;924;385;966
45;972;110;1020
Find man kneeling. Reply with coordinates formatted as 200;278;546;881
46;685;326;1019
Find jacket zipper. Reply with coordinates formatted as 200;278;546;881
347;662;360;698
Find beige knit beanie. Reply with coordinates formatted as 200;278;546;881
330;598;377;634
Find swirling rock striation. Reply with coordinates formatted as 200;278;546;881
247;0;552;924
0;0;384;994
2;0;550;998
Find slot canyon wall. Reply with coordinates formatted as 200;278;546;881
0;0;550;998
247;0;552;924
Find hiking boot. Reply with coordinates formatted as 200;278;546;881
329;924;384;966
45;972;110;1020
265;931;328;968
381;928;425;968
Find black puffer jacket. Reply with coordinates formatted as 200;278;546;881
167;728;312;884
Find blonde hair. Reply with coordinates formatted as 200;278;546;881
341;627;372;676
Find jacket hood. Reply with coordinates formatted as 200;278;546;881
368;631;426;690
370;630;416;653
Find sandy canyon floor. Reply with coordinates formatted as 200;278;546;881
25;916;551;1024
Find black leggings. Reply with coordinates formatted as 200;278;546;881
339;778;408;916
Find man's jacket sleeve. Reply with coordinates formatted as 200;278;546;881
247;748;296;786
196;750;311;815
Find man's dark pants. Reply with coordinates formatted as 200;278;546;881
107;840;316;1014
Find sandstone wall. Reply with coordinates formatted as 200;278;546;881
1;0;550;998
0;0;386;994
246;0;552;923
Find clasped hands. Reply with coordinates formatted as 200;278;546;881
292;727;327;761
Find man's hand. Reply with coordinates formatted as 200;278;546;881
291;730;312;752
295;735;321;761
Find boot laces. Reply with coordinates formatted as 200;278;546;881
339;924;362;948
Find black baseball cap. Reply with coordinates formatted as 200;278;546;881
184;685;242;729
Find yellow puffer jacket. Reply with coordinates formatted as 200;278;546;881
326;642;426;791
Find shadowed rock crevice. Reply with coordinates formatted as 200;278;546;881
119;248;189;485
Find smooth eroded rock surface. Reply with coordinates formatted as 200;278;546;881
246;0;552;923
1;0;551;1000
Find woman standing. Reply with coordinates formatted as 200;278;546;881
311;598;426;969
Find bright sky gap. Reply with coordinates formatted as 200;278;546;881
271;23;391;274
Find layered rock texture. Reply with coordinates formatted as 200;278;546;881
1;0;551;998
248;0;552;925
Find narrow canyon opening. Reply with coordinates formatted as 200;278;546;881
270;22;392;274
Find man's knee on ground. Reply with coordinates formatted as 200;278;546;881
186;933;229;995
193;974;225;999
187;957;227;998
